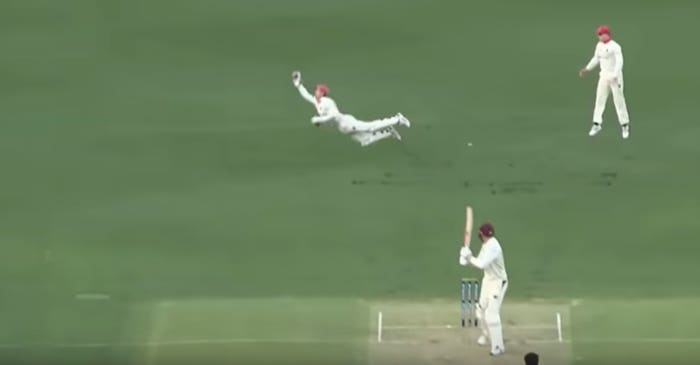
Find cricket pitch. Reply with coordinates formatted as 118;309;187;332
368;299;573;365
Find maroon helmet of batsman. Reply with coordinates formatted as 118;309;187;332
479;223;495;237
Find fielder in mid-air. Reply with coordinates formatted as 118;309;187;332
579;25;631;139
291;71;411;146
459;217;508;356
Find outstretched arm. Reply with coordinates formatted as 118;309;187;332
292;71;316;104
297;84;315;104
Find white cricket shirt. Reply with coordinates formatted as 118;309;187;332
296;84;342;124
585;39;624;78
468;237;508;283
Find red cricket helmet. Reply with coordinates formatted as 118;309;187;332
315;84;330;96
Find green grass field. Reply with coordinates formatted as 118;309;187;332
2;0;700;364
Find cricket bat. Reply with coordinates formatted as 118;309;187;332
464;206;473;247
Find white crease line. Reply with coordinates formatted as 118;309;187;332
556;312;563;343
526;339;572;344
383;325;454;330
378;339;566;345
383;324;557;331
380;338;700;345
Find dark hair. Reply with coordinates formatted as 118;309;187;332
524;352;539;365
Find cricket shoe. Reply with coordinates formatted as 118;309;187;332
490;346;506;356
388;126;402;141
397;113;411;128
588;123;602;136
621;124;630;139
477;335;488;347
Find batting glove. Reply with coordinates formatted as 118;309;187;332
459;255;468;266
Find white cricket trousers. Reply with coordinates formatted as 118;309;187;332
593;75;630;125
339;114;400;146
476;279;508;353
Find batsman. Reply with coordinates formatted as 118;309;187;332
458;206;509;356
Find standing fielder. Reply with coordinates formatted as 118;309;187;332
459;222;508;356
579;25;631;139
291;71;411;146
